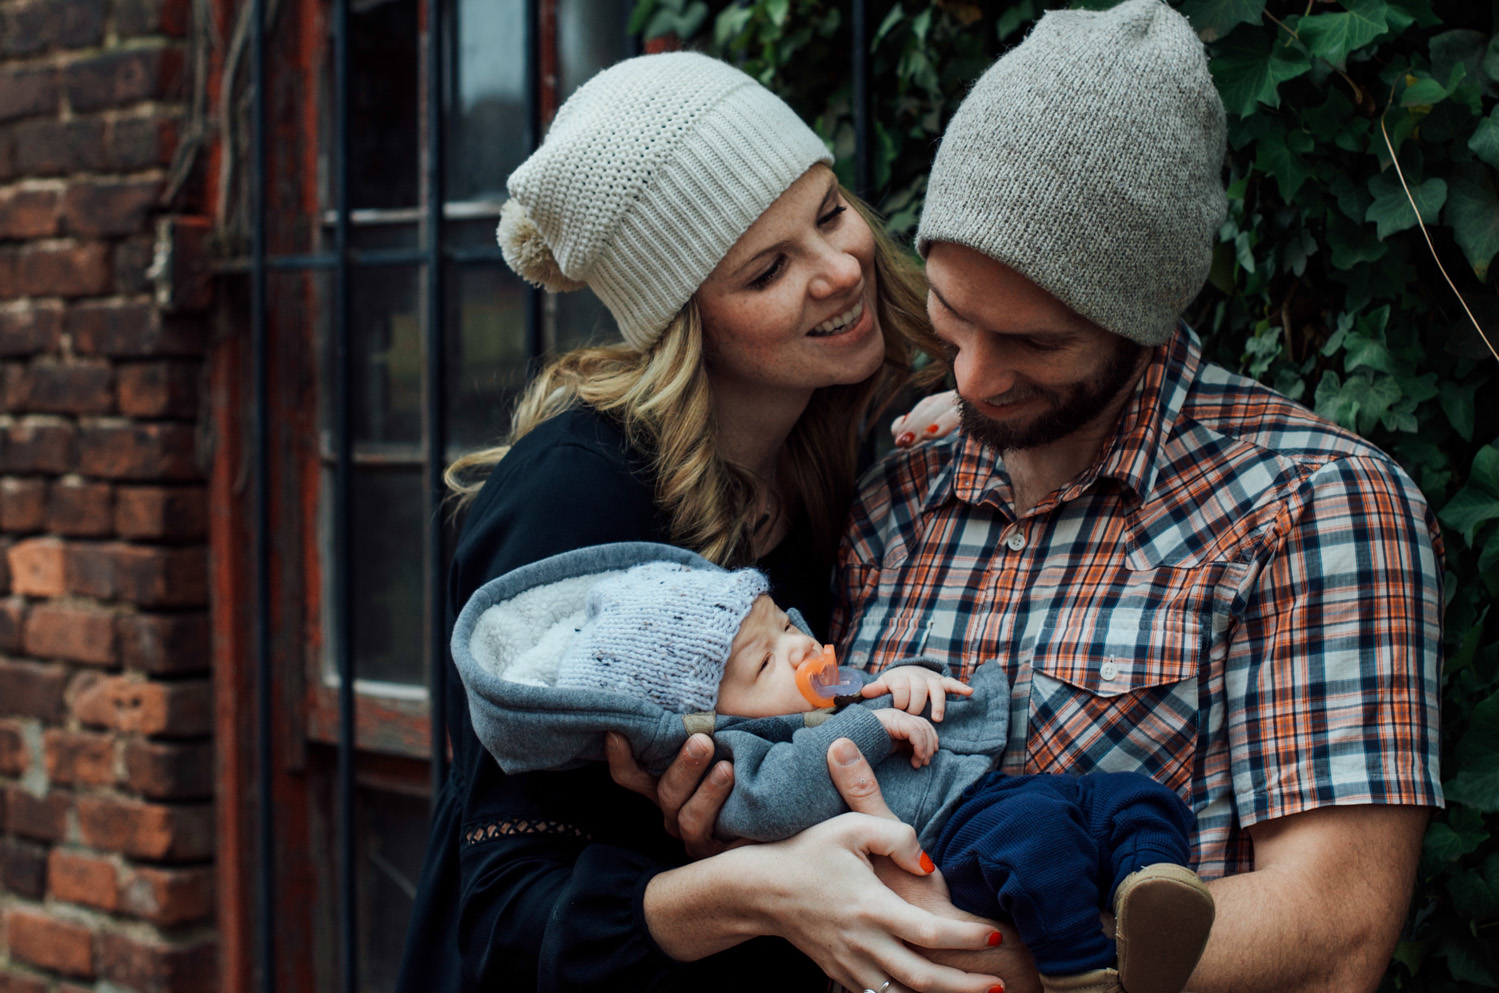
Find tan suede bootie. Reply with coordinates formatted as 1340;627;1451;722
1112;863;1215;993
1039;967;1124;993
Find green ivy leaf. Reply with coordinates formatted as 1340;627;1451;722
872;4;904;48
1448;172;1499;280
1424;808;1489;862
1326;212;1388;268
1470;108;1499;170
1179;0;1265;42
1445;689;1499;812
1439;932;1499;987
1255;124;1315;200
1439;380;1477;441
996;1;1038;42
1440;446;1499;544
1446;857;1499;919
1365;170;1446;239
1209;29;1313;117
1298;0;1390;72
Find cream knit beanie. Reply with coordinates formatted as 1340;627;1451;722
917;0;1227;346
499;52;832;351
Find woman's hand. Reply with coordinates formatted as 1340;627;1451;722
827;738;1039;993
605;731;738;858
892;391;960;448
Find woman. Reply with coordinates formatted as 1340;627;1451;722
396;52;1003;993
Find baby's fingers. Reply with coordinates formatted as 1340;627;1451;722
942;677;975;696
861;678;888;699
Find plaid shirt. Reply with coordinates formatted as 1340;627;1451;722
834;325;1444;878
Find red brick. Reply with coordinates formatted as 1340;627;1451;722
0;66;58;122
114;485;203;540
74;674;209;736
4;908;95;977
116;362;198;419
47;479;112;536
15;358;113;414
0;836;48;899
0;188;59;239
63;539;113;598
0;536;10;593
0;246;14;297
43;729;114;785
3;419;75;474
111;545;207;607
118;864;211;925
24;601;116;664
0;719;26;775
0;969;51;993
15;242;112;298
0;657;66;720
2;787;70;841
0;304;61;356
49;848;119;911
66;48;183;112
66;300;202;357
1;0;106;56
115;0;191;38
113;234;155;295
7;536;64;594
116;611;206;674
8;117;108;177
0;477;46;532
75;795;212;860
122;739;210;799
77;422;199;480
61;179;162;239
97;933;213;993
0;597;23;650
106;113;179;172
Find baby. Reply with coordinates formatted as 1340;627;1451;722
457;548;1215;993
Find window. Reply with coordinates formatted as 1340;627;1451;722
229;2;633;989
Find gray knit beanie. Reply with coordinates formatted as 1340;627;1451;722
499;52;832;351
555;561;770;713
917;0;1227;346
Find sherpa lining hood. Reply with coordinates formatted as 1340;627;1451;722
451;541;831;775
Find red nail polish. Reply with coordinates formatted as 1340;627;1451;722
919;851;935;873
925;424;940;434
989;985;1004;993
987;931;1002;947
897;431;915;447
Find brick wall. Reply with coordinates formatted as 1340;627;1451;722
0;1;216;991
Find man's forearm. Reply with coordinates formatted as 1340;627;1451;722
1188;806;1426;993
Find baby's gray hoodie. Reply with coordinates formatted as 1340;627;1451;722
452;541;1010;848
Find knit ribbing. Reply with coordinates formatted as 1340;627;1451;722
504;53;831;351
917;0;1227;346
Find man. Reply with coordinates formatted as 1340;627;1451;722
832;2;1444;992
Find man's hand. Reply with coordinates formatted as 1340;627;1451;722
873;709;941;767
605;730;738;858
863;666;973;721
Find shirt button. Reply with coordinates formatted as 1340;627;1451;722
1100;660;1119;681
1004;531;1027;551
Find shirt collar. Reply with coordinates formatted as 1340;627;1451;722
944;322;1202;512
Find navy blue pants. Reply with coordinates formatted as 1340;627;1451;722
929;771;1194;976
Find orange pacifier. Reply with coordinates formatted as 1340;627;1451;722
795;645;861;708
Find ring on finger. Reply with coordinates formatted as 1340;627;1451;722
861;983;892;993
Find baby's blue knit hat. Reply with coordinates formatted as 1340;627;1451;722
556;561;769;713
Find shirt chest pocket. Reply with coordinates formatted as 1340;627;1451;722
1021;605;1203;797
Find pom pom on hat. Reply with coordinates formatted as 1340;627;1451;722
556;561;769;713
497;199;587;293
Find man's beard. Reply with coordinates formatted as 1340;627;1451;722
958;337;1146;453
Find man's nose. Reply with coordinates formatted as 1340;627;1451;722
955;340;1015;402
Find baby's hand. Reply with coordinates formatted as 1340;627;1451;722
872;709;939;768
862;666;973;721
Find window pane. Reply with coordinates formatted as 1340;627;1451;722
557;0;633;98
446;264;529;453
554;287;620;353
446;0;525;204
349;0;421;210
336;464;427;687
351;265;423;447
356;786;429;993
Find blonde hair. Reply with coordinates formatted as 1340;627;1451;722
446;191;939;567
